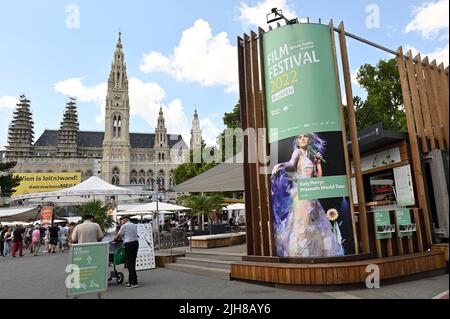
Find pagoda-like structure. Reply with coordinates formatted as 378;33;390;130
57;97;79;157
6;95;34;158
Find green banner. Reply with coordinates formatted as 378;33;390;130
395;208;413;237
263;23;341;143
67;242;108;297
297;176;349;200
374;210;392;240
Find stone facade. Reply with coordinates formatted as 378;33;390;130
5;33;201;191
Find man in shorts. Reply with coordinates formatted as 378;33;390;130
48;224;60;253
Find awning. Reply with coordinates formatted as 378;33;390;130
173;162;244;192
0;206;40;222
122;202;190;213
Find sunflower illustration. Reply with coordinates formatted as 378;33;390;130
326;208;339;221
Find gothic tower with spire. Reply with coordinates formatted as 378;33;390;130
6;95;34;158
190;109;202;150
101;32;131;185
57;97;79;158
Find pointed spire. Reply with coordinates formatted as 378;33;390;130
116;30;122;49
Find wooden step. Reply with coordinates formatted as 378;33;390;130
185;251;243;262
165;263;230;280
175;257;232;270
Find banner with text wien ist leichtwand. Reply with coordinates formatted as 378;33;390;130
264;24;355;257
12;172;81;197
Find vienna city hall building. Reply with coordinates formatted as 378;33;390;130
5;34;202;191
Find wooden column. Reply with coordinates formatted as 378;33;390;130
414;54;436;150
258;27;276;256
405;51;428;153
338;21;369;254
413;208;424;253
429;60;448;148
438;63;449;146
237;35;255;256
250;31;270;256
396;47;433;248
423;57;444;149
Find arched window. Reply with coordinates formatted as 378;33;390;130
147;178;154;191
130;169;137;184
112;167;120;185
113;114;122;138
169;177;174;190
147;170;153;177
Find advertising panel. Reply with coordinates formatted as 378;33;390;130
264;24;355;257
12;172;81;197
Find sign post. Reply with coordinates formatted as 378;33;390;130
67;242;109;298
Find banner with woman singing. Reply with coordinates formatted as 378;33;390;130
263;23;355;257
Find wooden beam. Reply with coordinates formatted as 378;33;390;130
438;63;449;147
329;20;359;255
397;48;433;248
258;27;277;257
413;208;424;253
423;57;445;149
429;60;448;148
414;54;436;150
405;51;428;153
243;33;262;256
250;31;270;256
238;34;254;256
338;21;370;254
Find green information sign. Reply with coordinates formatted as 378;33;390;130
67;242;109;297
263;23;342;143
374;210;392;240
395;208;413;237
297;176;349;200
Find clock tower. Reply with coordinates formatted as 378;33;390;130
101;32;131;185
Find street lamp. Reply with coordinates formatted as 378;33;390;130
266;7;298;25
154;176;164;250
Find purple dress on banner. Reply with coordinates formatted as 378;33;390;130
272;148;344;257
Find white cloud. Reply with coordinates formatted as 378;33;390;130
238;0;297;30
54;77;107;123
404;0;449;39
404;44;449;66
139;19;238;93
0;96;17;110
201;117;223;147
426;43;449;65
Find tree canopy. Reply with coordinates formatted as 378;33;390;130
352;58;406;131
0;161;21;198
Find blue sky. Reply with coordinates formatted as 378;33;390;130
0;0;448;146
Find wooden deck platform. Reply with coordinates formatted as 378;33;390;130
189;233;246;248
230;251;446;285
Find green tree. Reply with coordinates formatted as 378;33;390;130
172;144;217;185
75;200;113;232
178;194;224;234
0;161;21;198
353;58;406;131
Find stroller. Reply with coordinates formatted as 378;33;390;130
108;240;125;284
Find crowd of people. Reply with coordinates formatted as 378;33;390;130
0;222;77;257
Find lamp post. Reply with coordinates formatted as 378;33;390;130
155;176;164;250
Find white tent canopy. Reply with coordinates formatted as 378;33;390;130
11;176;147;201
223;203;245;211
121;202;191;214
0;206;40;222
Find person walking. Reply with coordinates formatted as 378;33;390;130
3;228;12;256
30;226;42;256
48;224;60;253
12;225;25;257
115;216;139;288
58;223;68;252
0;226;7;257
71;215;103;244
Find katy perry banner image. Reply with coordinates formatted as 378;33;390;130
263;23;355;257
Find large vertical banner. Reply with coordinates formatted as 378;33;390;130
264;24;355;257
